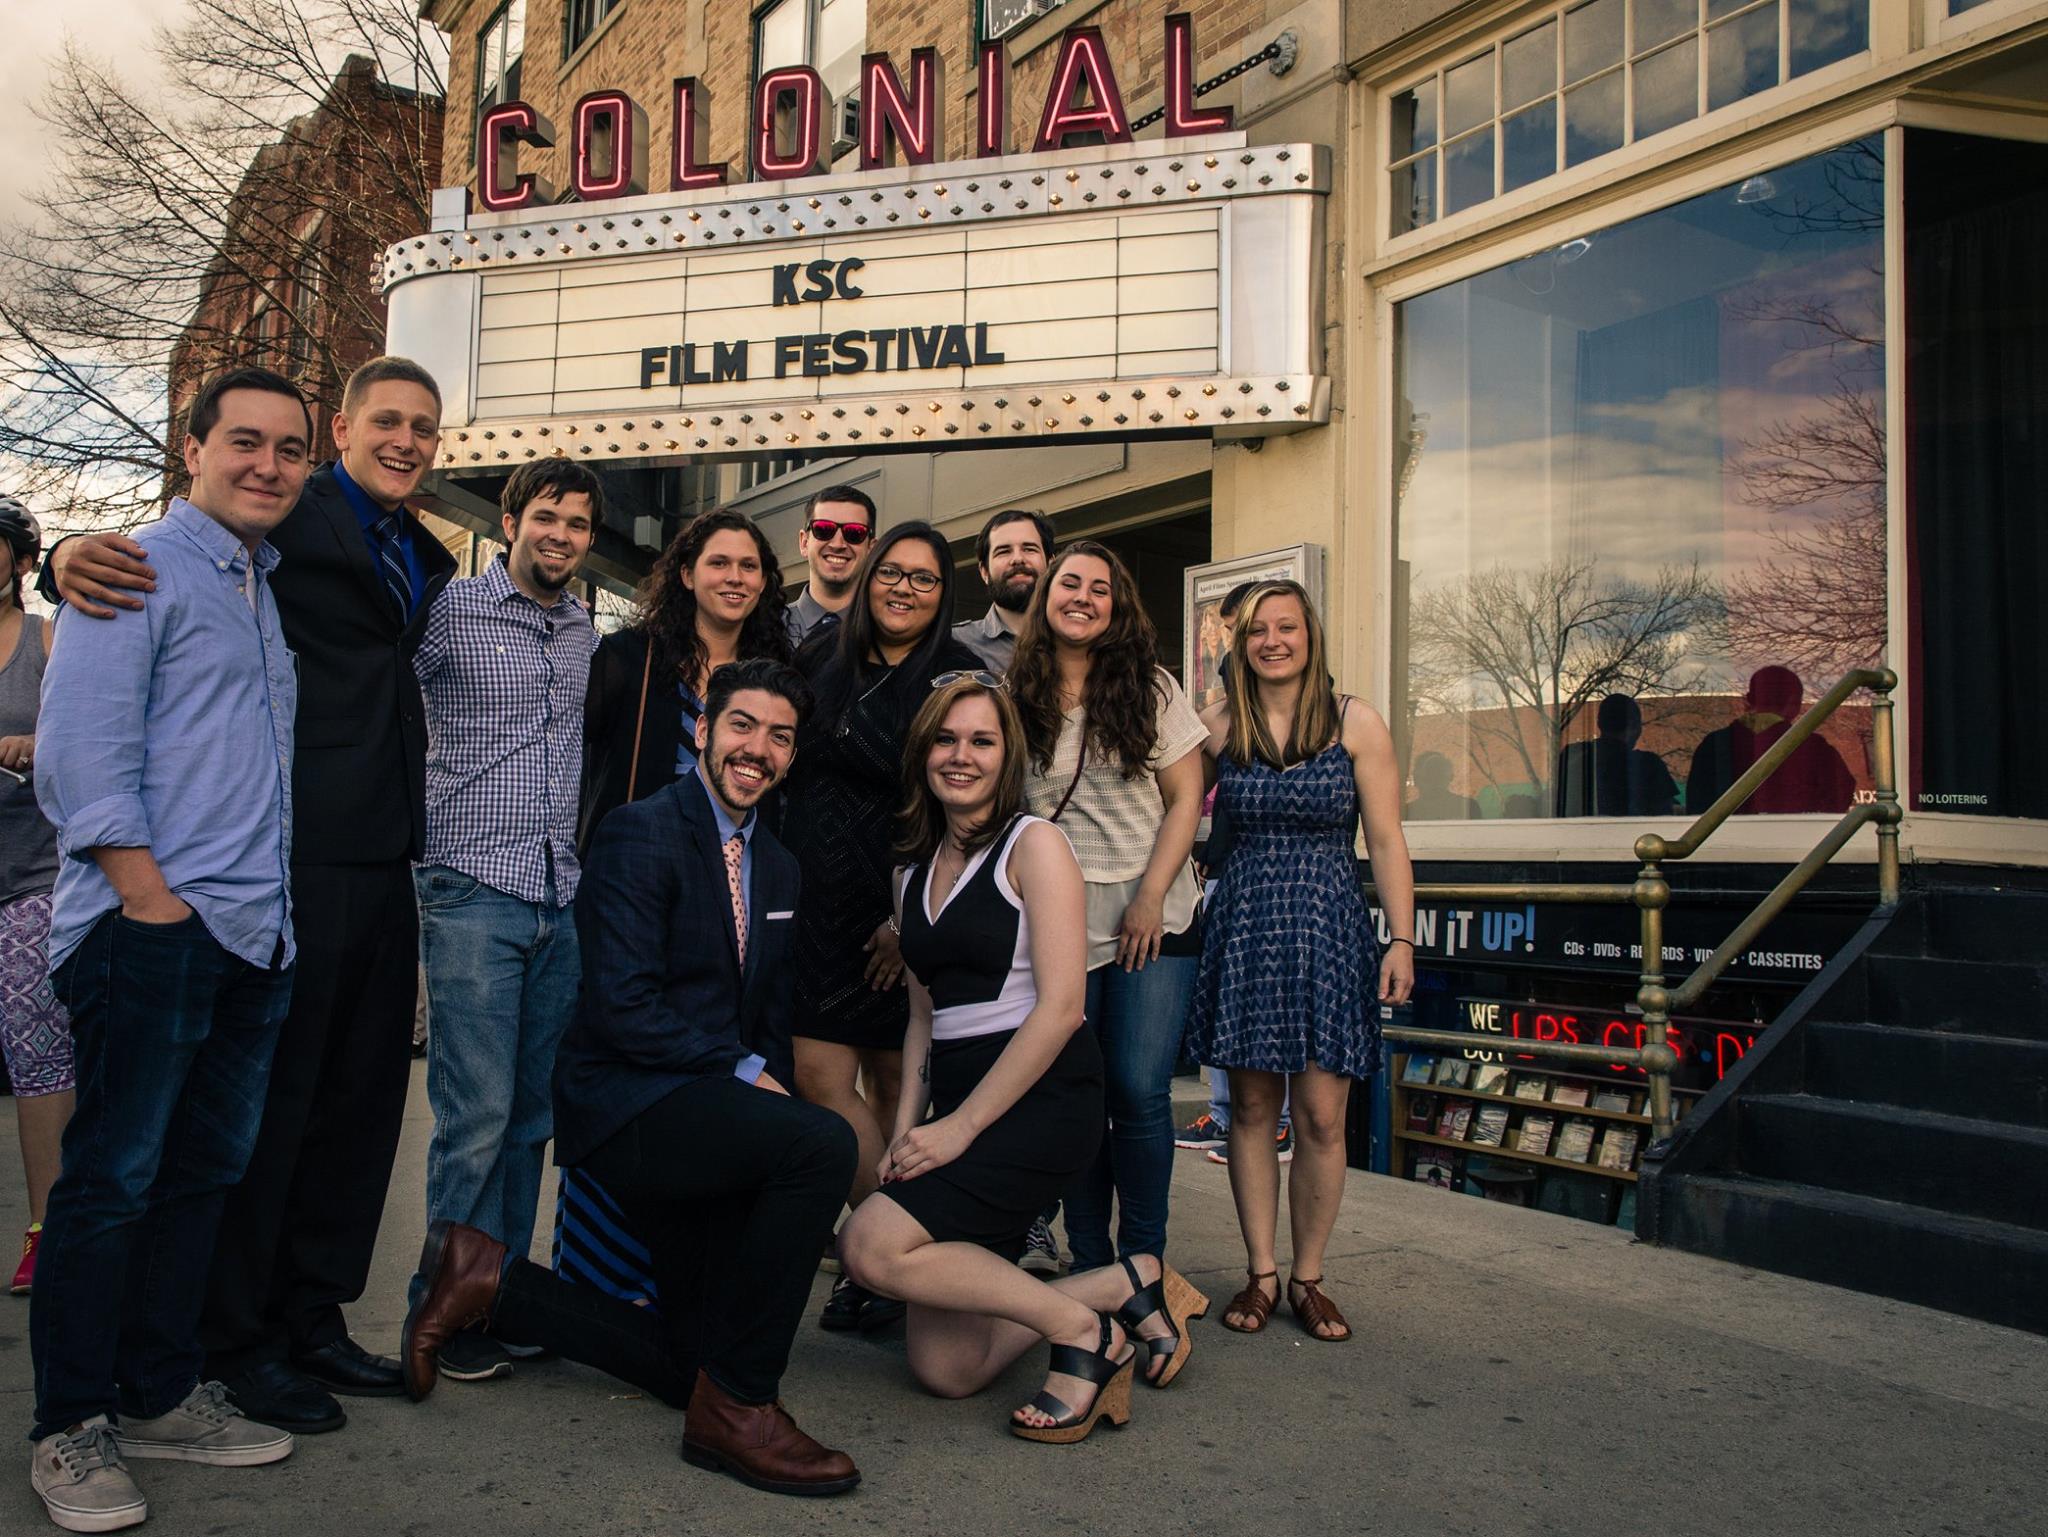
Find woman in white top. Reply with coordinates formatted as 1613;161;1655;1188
840;676;1206;1444
1007;542;1207;1277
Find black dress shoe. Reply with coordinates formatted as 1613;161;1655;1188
222;1361;347;1433
819;1277;905;1334
292;1336;406;1398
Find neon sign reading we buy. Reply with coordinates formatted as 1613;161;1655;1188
476;13;1235;213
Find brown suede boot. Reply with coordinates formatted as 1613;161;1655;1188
400;1221;507;1402
680;1369;859;1497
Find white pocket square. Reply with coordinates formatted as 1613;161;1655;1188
764;910;794;920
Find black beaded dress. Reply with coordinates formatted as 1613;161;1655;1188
783;635;980;1049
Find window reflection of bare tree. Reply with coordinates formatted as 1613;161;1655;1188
1719;305;1887;685
1406;558;1721;813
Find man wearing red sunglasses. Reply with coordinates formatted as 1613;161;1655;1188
784;486;875;651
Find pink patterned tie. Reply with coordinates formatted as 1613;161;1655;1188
723;834;747;965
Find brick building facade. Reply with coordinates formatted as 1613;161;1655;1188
169;53;446;467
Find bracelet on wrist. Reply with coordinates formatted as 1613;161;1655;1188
1386;936;1415;949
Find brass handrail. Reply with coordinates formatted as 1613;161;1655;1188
1374;667;1902;1151
1636;666;1899;872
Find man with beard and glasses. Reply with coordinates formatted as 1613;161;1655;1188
952;509;1054;674
401;659;862;1499
784;485;876;649
405;460;599;1387
43;357;458;1432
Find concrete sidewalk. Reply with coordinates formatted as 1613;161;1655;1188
2;1066;2044;1537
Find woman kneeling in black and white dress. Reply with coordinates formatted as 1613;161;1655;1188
839;674;1209;1444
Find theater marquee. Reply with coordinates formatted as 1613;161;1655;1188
381;38;1329;468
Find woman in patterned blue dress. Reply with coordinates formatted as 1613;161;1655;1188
1184;581;1415;1343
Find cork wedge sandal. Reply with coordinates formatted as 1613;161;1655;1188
1114;1257;1207;1390
1009;1311;1136;1445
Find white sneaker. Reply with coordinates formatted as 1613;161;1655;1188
30;1417;146;1533
115;1381;293;1466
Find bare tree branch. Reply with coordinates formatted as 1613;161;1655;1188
1;0;446;535
1408;557;1722;798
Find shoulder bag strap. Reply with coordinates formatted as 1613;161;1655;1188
625;640;655;804
1047;720;1088;823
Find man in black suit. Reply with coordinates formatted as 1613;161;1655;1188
45;358;459;1429
401;659;861;1498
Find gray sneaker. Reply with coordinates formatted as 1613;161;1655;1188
1019;1217;1063;1276
115;1381;293;1466
30;1417;146;1533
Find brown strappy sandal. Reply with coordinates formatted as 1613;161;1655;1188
1286;1275;1353;1342
1220;1270;1278;1334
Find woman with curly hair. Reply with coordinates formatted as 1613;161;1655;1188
1008;541;1207;1284
579;509;792;853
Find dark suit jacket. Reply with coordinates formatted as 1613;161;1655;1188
268;466;456;865
553;770;801;1167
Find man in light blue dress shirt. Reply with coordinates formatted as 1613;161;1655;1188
27;369;309;1533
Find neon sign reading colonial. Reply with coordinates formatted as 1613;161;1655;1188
476;12;1236;214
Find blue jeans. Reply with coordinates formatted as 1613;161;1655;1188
31;911;291;1440
411;868;580;1305
1063;955;1196;1272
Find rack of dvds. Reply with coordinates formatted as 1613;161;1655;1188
1391;1048;1700;1224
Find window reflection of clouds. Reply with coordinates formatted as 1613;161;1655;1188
1393;139;1886;820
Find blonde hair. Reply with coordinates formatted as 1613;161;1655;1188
1222;582;1339;770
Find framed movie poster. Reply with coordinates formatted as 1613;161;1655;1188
1182;544;1325;711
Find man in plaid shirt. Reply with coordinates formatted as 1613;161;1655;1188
408;460;599;1385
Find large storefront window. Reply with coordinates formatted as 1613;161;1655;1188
1393;137;1886;822
1906;130;2048;819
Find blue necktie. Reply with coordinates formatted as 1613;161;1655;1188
370;513;413;620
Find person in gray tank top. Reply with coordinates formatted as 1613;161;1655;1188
0;495;74;1299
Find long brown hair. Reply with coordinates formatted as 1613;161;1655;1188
1222;581;1341;769
1010;541;1162;778
634;509;791;691
896;678;1028;863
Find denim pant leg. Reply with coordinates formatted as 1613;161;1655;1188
31;914;285;1439
1207;1065;1232;1125
1064;956;1196;1272
412;870;530;1304
116;952;291;1419
494;904;579;1268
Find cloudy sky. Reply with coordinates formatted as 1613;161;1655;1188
1;1;192;226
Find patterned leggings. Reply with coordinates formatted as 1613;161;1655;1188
0;892;74;1097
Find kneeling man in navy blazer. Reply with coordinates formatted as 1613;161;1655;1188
401;658;861;1497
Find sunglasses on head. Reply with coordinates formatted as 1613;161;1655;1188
931;670;1006;691
805;519;870;545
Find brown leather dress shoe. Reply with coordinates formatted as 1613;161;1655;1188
680;1369;860;1497
401;1220;508;1402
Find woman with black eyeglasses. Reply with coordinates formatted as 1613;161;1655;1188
784;521;981;1331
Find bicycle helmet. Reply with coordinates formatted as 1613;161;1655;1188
0;495;39;562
